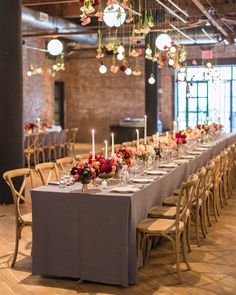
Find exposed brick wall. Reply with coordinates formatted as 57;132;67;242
56;50;145;143
23;41;236;141
23;38;55;124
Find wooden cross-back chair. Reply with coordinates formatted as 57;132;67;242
227;145;235;197
137;174;198;283
44;132;57;162
192;167;207;247
35;132;45;164
66;128;78;157
219;151;228;208
56;157;77;172
24;134;37;167
204;160;215;231
35;162;59;185
54;130;66;159
3;168;33;267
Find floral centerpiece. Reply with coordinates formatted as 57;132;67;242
88;155;117;179
116;147;134;166
24;122;37;132
175;131;187;145
70;161;99;191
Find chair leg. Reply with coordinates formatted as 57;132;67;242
195;209;200;247
211;191;218;222
200;206;206;238
144;237;152;266
186;217;191;252
181;231;191;270
206;197;212;227
203;199;209;234
175;235;182;283
11;226;20;267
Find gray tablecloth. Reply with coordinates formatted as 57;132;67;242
31;133;236;286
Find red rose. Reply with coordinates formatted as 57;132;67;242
120;64;126;71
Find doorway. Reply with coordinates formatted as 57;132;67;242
54;81;64;128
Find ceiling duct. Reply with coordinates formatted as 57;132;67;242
22;6;97;45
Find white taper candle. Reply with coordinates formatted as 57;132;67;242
111;133;114;156
92;129;95;160
144;115;147;145
136;129;140;149
104;140;108;159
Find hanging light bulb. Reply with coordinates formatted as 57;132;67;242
125;67;132;75
53;64;58;70
170;46;176;53
148;74;155;85
103;3;126;28
145;47;152;56
117;45;125;54
47;39;63;56
36;68;42;74
206;62;212;68
155;34;172;51
168;59;175;66
99;63;107;74
117;53;124;61
27;70;32;77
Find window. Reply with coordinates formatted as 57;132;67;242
175;65;236;132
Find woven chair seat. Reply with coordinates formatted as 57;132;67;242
148;206;177;218
137;218;184;234
21;212;32;223
162;195;178;206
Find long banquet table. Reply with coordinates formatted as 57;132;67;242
31;133;236;286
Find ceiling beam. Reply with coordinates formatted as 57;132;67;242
22;0;80;6
191;0;235;43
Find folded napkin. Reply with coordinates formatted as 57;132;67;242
110;186;140;193
174;159;189;164
180;155;196;159
146;170;167;175
132;178;155;183
188;151;202;155
48;181;60;185
196;147;208;151
199;143;215;147
159;163;178;168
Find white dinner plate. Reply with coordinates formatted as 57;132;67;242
174;159;189;164
110;186;140;193
132;178;155;183
188;151;202;155
159;163;178;168
180;155;196;159
146;170;167;175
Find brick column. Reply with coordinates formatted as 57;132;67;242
0;1;23;203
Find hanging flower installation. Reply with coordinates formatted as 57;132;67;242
76;0;189;75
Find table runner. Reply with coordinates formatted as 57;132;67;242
31;133;236;286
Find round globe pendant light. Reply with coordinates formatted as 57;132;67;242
47;39;63;56
155;34;172;51
99;63;107;74
148;74;155;85
125;67;132;75
103;3;126;28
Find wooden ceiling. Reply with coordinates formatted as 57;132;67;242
21;0;236;43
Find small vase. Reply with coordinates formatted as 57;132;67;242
81;178;91;192
82;183;88;192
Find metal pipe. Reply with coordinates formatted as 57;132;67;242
22;6;97;44
23;0;80;6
